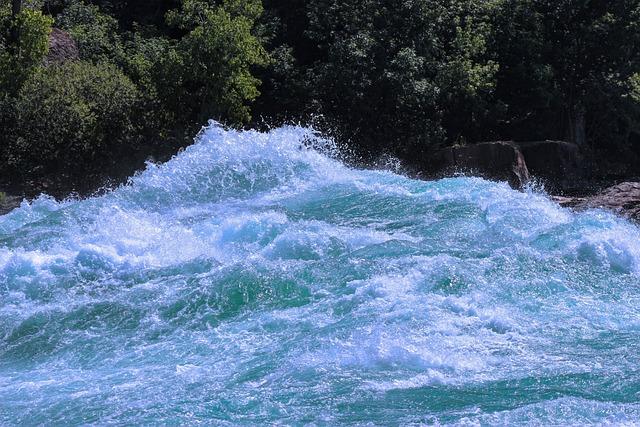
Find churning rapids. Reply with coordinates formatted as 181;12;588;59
2;124;640;425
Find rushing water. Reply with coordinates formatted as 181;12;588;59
1;124;640;425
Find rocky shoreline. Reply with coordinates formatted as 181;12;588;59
0;194;21;216
1;138;639;220
552;182;640;221
412;139;640;221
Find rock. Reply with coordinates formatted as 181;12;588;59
0;193;21;216
512;140;583;192
420;140;586;191
551;195;586;208
421;141;530;189
455;142;531;188
45;28;79;65
575;182;640;220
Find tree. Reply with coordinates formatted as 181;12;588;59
55;1;124;64
256;0;498;160
7;61;141;185
162;0;269;127
0;3;52;95
10;0;21;48
489;0;640;148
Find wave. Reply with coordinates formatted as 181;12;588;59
1;123;639;425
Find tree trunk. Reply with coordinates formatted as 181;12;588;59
567;104;586;146
9;0;22;53
12;0;22;17
573;108;586;146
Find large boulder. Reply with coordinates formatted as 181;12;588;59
575;182;640;220
512;140;583;192
421;141;530;189
419;140;585;191
0;193;21;216
45;28;79;65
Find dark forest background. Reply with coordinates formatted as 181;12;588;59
2;0;640;195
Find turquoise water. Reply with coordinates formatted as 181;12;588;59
2;124;640;425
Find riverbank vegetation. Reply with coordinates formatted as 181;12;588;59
2;0;640;195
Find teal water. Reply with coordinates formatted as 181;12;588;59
1;124;640;425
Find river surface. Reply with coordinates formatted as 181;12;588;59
1;124;640;425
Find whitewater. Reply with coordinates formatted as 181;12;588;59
1;123;640;425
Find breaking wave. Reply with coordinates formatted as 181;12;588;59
1;123;640;425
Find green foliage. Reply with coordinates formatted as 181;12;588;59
8;61;140;180
55;1;124;64
3;0;640;193
490;0;640;147
1;0;270;192
67;0;181;31
164;0;269;126
256;0;640;158
257;0;498;157
0;6;52;94
629;73;640;103
118;33;178;141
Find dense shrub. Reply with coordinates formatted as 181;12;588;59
3;0;640;194
489;0;640;149
1;0;269;193
255;0;498;159
164;0;269;127
254;0;640;163
55;1;124;64
0;5;52;95
7;61;140;182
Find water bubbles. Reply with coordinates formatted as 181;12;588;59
0;124;639;424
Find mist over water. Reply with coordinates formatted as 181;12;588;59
1;123;640;425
